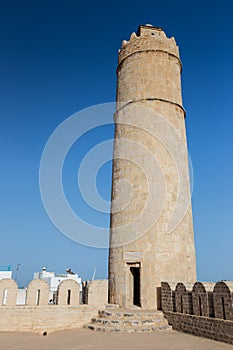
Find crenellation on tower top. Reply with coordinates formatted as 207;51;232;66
118;25;180;66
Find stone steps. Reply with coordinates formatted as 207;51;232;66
84;308;172;332
98;309;165;318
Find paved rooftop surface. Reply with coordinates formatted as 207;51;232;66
0;328;232;350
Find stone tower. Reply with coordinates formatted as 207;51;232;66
109;25;196;309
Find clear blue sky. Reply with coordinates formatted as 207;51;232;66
0;0;232;287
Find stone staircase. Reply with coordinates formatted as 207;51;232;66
84;308;172;332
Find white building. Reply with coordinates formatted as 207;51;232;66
0;265;26;305
33;267;82;303
16;289;27;305
0;266;12;280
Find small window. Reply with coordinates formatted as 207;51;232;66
36;289;40;305
67;289;71;305
2;289;7;305
180;295;183;313
221;297;226;320
198;296;202;316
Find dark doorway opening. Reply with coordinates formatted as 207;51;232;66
130;266;141;306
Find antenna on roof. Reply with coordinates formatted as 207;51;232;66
15;263;21;282
91;268;96;281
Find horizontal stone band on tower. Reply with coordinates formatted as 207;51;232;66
117;50;182;74
114;98;186;119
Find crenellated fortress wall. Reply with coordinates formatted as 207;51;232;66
0;278;108;334
161;281;233;344
0;277;232;344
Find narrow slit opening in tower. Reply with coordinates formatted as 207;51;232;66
221;297;226;320
130;266;141;307
198;296;202;316
67;289;71;305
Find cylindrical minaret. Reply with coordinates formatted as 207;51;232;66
109;25;196;309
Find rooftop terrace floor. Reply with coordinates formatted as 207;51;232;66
0;328;232;350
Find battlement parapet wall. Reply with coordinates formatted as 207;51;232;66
161;281;233;344
0;278;108;333
0;278;108;307
0;278;82;307
118;26;179;65
82;279;108;306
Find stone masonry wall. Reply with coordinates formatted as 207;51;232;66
0;305;100;334
0;278;105;333
109;25;196;309
161;281;233;345
82;279;108;306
